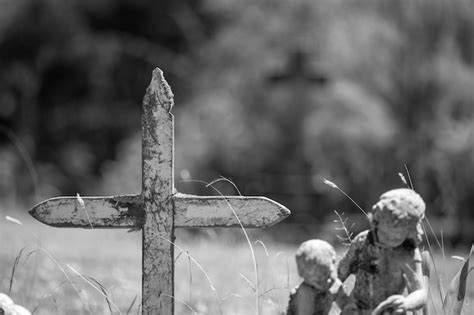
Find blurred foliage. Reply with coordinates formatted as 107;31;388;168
0;0;473;244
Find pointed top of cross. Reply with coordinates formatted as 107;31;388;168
147;68;174;112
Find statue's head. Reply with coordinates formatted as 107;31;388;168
370;188;425;247
295;239;337;291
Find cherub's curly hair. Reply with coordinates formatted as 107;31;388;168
295;239;335;281
370;188;425;246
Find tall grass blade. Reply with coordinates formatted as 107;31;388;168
77;193;94;229
240;273;257;292
421;250;430;315
156;235;223;315
6;216;23;225
174;250;184;263
421;223;446;312
0;124;39;197
39;248;93;315
87;277;114;314
255;240;269;257
4;216;95;313
206;176;242;196
254;240;283;312
404;164;414;190
322;178;368;217
161;294;197;315
9;247;27;294
207;178;261;315
86;276;117;314
126;295;138;315
183;178;260;315
187;250;192;305
421;250;431;279
443;244;473;315
398;172;409;187
66;264;121;314
31;304;40;314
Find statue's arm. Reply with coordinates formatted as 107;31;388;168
338;231;365;282
338;247;354;282
333;280;358;314
373;248;427;314
401;248;428;310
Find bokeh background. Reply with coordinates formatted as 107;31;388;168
1;0;473;244
0;0;473;313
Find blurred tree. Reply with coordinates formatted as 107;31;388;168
174;0;474;243
1;0;473;244
0;0;217;201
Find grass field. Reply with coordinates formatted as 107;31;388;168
0;210;472;314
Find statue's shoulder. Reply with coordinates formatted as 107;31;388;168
351;230;372;247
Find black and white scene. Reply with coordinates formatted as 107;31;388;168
0;0;473;314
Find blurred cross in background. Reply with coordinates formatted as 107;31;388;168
267;49;328;86
263;48;330;221
265;47;329;162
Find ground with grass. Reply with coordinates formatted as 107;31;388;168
0;211;472;314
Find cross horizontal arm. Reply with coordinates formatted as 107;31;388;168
173;193;290;228
29;193;290;229
29;194;143;228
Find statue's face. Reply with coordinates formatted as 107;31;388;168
371;188;426;248
305;259;337;291
376;219;409;247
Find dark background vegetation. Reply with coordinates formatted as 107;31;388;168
1;0;473;245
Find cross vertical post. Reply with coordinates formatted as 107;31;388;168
141;69;175;314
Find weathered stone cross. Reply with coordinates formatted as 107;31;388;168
29;68;290;315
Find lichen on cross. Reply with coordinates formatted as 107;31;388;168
29;68;291;315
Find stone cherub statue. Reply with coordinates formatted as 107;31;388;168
0;293;31;315
287;239;357;315
338;188;428;314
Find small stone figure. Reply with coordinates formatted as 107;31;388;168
287;239;356;315
0;293;30;315
338;188;428;314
